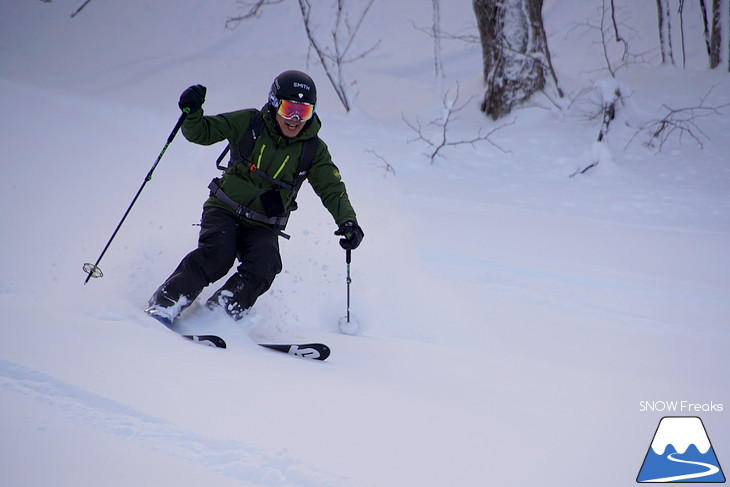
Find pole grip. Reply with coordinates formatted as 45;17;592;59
168;109;189;143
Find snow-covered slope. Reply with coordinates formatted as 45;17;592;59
1;1;728;486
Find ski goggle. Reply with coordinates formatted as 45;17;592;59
276;99;314;122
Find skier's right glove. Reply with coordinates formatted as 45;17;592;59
178;84;207;114
335;221;364;250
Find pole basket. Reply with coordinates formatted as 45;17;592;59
82;263;103;279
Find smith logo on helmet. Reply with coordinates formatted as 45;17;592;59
293;82;311;91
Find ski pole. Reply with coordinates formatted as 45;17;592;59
346;249;352;323
338;248;358;334
83;109;189;284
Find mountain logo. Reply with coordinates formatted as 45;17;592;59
637;416;725;483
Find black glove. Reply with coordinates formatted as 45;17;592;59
335;221;364;250
178;84;206;114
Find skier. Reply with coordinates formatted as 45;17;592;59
145;70;364;325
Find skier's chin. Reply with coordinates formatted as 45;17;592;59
283;121;303;137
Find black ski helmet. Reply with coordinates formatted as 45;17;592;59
268;70;317;108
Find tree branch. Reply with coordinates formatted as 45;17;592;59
225;0;284;29
297;0;379;112
70;0;94;18
404;84;511;164
625;87;729;153
365;149;396;177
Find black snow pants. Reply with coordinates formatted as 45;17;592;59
149;206;282;319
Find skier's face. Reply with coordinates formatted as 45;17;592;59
276;112;306;138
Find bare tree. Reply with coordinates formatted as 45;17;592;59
700;0;713;59
413;22;481;45
226;0;284;29
569;80;623;177
678;0;688;68
226;0;378;111
709;0;723;68
431;0;444;81
626;88;729;153
297;0;379;112
412;8;479;83
472;0;560;120
65;0;93;17
365;149;396;177
656;0;675;65
602;0;628;76
681;0;727;70
609;0;628;54
403;84;510;164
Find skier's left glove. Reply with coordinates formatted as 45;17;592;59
335;221;364;250
178;84;207;114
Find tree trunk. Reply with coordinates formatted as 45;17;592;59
473;0;552;120
709;0;722;68
656;0;675;65
700;0;712;60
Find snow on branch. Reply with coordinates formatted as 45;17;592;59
569;78;623;177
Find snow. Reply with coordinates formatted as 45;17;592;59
1;0;728;486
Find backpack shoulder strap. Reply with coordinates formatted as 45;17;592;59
215;110;264;170
287;135;320;206
293;135;320;187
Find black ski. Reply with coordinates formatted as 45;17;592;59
146;308;228;348
145;309;327;358
183;334;227;348
259;343;330;361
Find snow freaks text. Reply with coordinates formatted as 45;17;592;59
639;401;724;413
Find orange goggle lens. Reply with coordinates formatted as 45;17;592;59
277;99;314;122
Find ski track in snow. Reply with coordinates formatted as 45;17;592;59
0;360;347;487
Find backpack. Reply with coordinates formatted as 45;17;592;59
208;110;320;239
214;110;320;194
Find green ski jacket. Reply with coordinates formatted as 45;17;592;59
181;106;357;228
